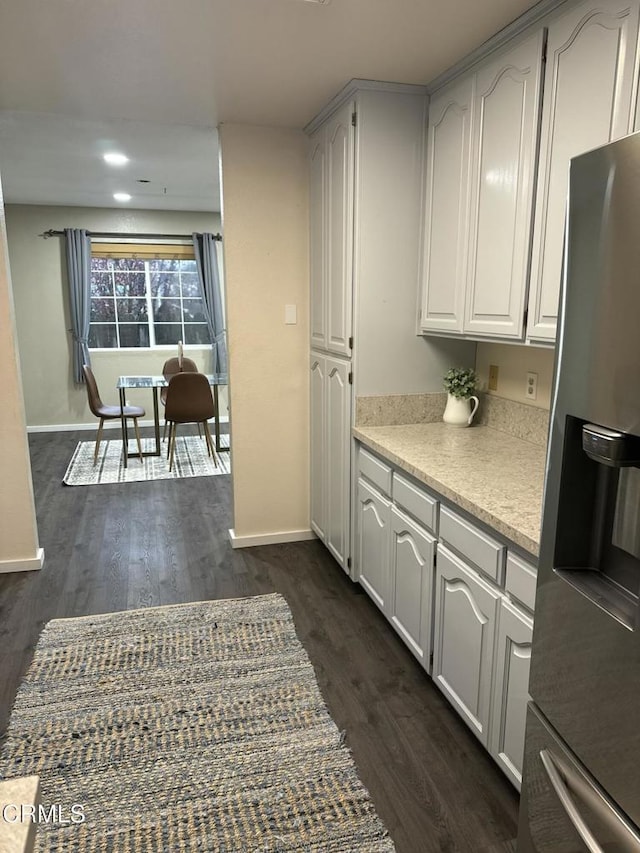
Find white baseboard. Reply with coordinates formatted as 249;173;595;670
28;416;229;433
0;547;45;573
228;529;316;549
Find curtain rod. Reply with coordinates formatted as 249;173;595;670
41;229;222;241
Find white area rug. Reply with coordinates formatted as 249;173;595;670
63;434;230;486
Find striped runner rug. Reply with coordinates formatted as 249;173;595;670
63;434;230;485
0;593;395;852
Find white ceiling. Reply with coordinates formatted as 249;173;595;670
0;0;539;213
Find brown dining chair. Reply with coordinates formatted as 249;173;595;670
160;356;199;440
164;372;218;472
82;365;145;465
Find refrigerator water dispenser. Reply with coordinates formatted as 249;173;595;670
553;416;640;630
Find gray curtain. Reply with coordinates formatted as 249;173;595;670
64;228;92;383
193;232;227;374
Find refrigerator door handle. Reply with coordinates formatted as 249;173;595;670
540;749;605;852
540;749;640;852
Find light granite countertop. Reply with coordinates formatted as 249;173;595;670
353;422;546;558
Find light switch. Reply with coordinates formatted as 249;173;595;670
285;304;297;325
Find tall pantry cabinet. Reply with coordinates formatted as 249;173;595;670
306;80;475;575
309;99;354;568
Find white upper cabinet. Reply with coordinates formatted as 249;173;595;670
309;134;327;351
420;0;640;344
309;101;354;356
420;76;474;334
527;0;640;342
420;32;544;341
464;31;545;339
326;105;354;356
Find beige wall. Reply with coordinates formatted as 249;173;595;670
0;188;41;571
475;342;556;409
219;124;309;541
6;204;223;427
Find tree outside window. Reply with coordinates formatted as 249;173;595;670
89;251;211;349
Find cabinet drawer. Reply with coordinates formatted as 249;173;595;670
357;447;392;496
439;506;505;583
505;553;537;612
392;472;438;535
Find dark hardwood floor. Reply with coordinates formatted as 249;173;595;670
0;429;519;852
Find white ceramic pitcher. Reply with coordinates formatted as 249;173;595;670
442;393;479;427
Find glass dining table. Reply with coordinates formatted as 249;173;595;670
116;373;228;467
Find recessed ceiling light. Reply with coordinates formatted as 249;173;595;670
104;152;129;166
113;192;131;202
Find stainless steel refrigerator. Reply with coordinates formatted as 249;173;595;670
518;133;640;850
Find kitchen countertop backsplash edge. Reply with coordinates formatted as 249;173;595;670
356;392;550;448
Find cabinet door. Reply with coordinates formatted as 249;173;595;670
489;598;533;791
326;101;354;356
433;544;501;746
419;76;474;334
310;352;326;540
464;31;545;339
357;477;391;612
309;131;327;350
390;506;436;670
325;356;351;569
527;0;640;342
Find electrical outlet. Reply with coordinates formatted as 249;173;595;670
526;372;538;401
488;364;499;391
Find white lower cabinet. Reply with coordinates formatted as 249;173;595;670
489;597;533;791
354;442;536;788
310;354;327;541
356;477;391;612
389;506;436;671
433;543;501;746
356;449;437;670
325;357;351;566
310;352;351;572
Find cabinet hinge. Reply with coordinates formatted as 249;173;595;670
348;372;353;385
347;556;352;569
352;111;357;127
433;552;437;568
348;335;353;350
523;306;529;329
429;651;434;667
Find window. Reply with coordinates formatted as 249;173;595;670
89;244;211;349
